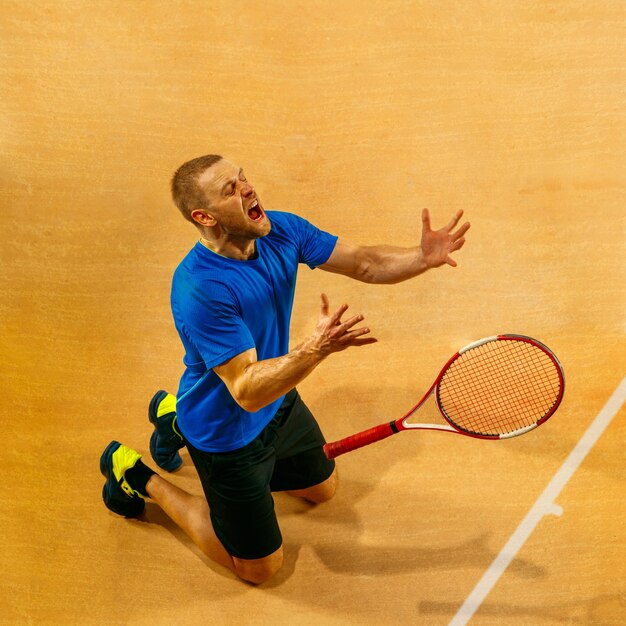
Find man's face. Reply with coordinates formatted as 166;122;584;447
196;159;271;239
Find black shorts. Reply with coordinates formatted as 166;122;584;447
184;389;335;560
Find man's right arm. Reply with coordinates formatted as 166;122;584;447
213;294;376;413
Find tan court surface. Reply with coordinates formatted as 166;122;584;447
1;1;625;624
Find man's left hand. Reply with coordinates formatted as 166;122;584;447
420;208;470;268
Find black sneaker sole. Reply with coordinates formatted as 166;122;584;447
148;391;183;472
100;440;145;518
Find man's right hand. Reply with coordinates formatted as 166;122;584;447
214;294;377;413
308;293;378;356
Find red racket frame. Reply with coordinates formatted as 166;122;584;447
323;334;565;460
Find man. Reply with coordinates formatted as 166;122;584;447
100;154;470;584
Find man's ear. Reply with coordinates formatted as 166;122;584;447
191;209;217;227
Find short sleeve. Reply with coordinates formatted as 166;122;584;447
284;213;338;269
181;279;255;369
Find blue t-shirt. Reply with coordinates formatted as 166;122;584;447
170;210;338;452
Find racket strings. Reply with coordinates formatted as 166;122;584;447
437;340;562;436
452;344;559;433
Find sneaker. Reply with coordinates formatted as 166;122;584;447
148;390;184;472
100;441;146;518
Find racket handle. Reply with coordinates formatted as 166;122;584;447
324;422;397;459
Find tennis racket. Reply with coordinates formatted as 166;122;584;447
324;334;564;459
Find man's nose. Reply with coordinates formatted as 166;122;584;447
241;181;254;196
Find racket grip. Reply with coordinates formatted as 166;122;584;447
324;422;397;459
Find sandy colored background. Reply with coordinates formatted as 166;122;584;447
1;1;624;624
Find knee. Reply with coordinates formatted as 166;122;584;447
308;468;338;504
234;546;284;585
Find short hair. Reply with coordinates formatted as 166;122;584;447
170;154;223;224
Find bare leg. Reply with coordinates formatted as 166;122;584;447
145;474;283;584
146;474;235;572
287;468;338;504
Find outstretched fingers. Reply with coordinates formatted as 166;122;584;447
340;326;378;346
446;209;464;232
321;293;349;324
320;293;330;316
334;312;378;346
450;236;466;252
451;220;471;241
421;208;432;232
316;294;377;352
330;303;349;325
334;313;364;335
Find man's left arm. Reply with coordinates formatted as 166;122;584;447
319;209;470;284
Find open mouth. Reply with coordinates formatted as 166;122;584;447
247;200;264;222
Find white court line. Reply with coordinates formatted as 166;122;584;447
449;376;626;626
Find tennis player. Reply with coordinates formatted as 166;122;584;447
100;154;470;584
